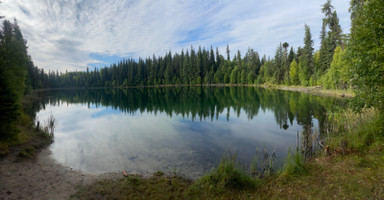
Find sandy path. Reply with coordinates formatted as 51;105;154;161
0;148;120;200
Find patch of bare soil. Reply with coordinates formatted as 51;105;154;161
0;148;120;200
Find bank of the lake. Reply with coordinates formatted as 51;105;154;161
259;84;354;98
0;93;121;200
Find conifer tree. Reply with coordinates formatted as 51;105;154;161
318;0;342;74
0;19;29;139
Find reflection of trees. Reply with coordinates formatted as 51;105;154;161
42;87;262;122
39;87;344;135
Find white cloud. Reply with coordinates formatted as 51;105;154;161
0;0;350;71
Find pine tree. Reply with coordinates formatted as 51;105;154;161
282;42;290;84
318;0;342;75
0;19;29;140
226;44;230;61
273;43;284;84
302;24;314;83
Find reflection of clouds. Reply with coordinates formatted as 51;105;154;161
176;108;302;166
37;103;301;178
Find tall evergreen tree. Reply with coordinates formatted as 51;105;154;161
318;0;342;74
273;43;284;83
0;19;29;139
282;42;290;84
226;44;230;61
288;47;295;65
301;25;314;84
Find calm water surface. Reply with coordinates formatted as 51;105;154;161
35;87;342;178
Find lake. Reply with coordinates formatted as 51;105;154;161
34;87;343;178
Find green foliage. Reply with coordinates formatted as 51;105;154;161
298;56;309;86
18;146;35;158
289;60;299;85
320;46;349;89
0;19;29;140
302;25;315;77
347;0;384;111
327;108;384;151
197;153;258;191
230;66;239;84
318;0;342;75
281;149;308;177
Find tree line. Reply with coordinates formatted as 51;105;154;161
43;0;348;90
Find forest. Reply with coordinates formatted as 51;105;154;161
37;1;345;89
1;0;383;140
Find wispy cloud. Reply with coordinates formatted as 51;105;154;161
0;0;350;71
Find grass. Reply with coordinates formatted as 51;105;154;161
0;95;55;159
280;149;308;178
191;153;259;194
261;84;355;98
13;113;54;160
326;108;384;152
255;150;384;199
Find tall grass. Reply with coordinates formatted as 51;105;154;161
326;108;383;151
280;148;308;177
196;153;258;192
35;113;56;140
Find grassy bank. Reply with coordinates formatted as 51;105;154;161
71;107;383;199
260;84;354;98
0;93;54;159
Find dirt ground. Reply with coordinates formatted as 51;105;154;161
0;148;120;200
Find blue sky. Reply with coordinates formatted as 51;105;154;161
0;0;351;72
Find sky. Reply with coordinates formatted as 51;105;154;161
0;0;351;72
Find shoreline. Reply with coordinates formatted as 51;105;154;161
260;84;354;98
0;148;120;200
34;83;354;99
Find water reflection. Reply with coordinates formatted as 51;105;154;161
34;87;345;178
